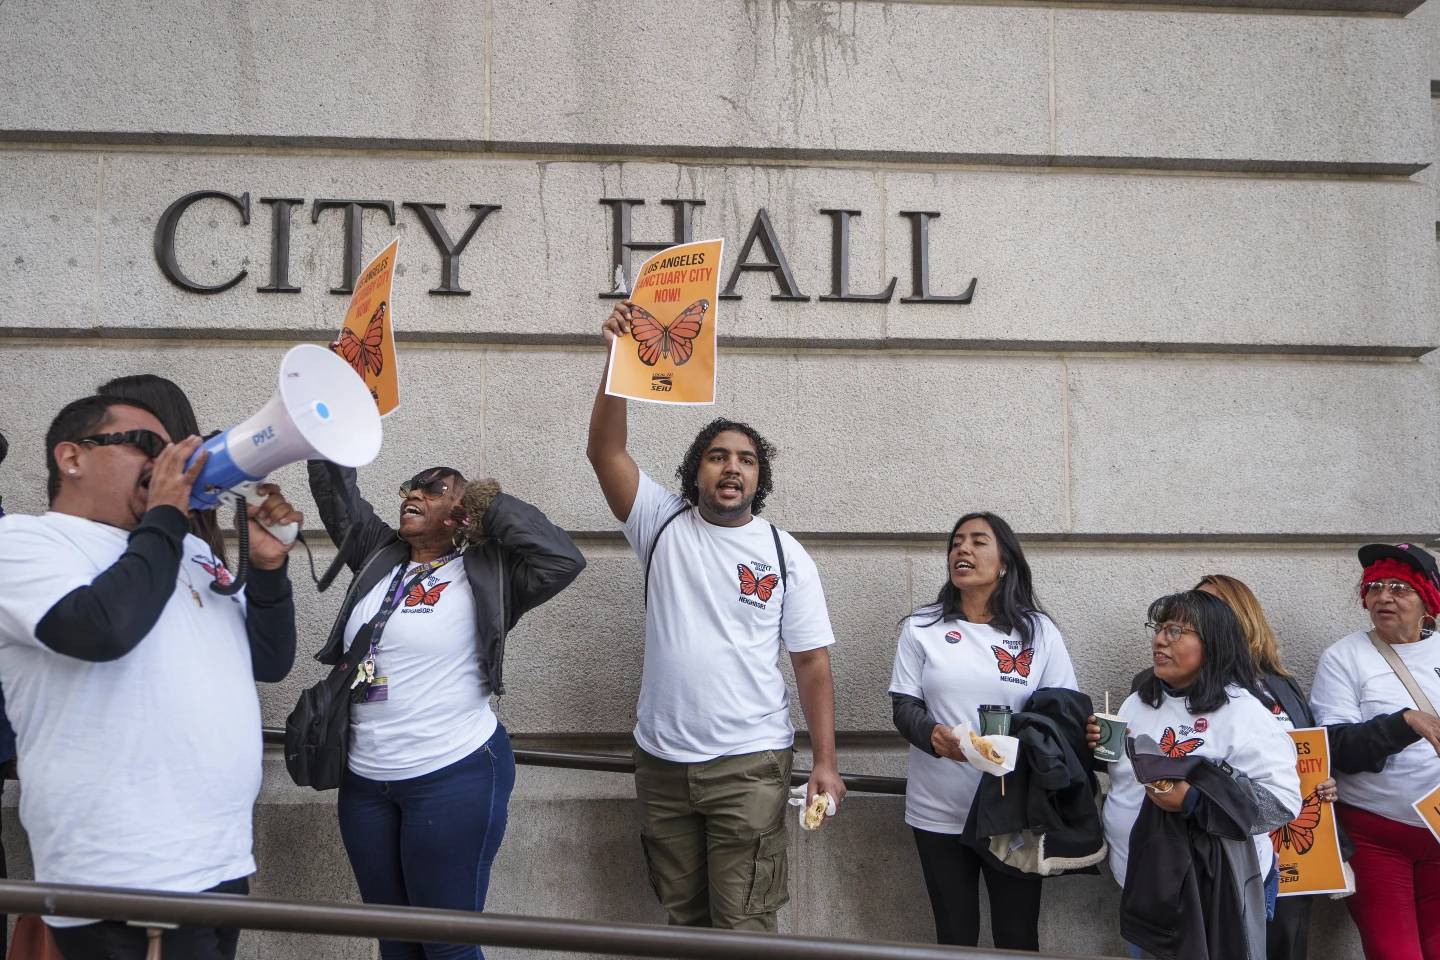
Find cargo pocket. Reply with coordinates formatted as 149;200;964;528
743;825;791;915
638;832;665;900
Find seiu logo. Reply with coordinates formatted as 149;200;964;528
251;426;276;446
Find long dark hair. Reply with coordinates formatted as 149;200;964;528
1137;590;1261;715
677;418;776;515
97;374;227;565
921;511;1049;648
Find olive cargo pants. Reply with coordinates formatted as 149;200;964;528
633;745;793;931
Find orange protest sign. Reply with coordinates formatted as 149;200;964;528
605;238;723;405
1412;782;1440;845
330;238;400;416
1274;728;1347;897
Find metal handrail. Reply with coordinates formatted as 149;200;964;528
0;880;1101;959
258;727;908;795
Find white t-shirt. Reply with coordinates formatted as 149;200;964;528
343;555;496;780
0;512;263;925
624;471;836;763
1102;685;1301;887
888;607;1078;833
1311;629;1440;827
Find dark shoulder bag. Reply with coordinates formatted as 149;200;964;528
283;622;373;790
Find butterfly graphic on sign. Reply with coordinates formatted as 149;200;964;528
1158;726;1205;758
333;301;386;379
1271;789;1324;856
991;645;1034;678
738;564;779;603
631;300;708;367
405;580;450;607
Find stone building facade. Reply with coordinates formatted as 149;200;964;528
2;0;1439;956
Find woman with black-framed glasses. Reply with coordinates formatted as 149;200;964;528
1311;543;1440;959
1092;591;1301;960
306;459;584;960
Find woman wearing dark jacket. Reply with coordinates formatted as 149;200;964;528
1099;591;1301;960
1132;575;1339;960
889;512;1078;951
1311;543;1440;960
308;459;584;960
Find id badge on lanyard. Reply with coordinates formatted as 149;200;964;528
350;551;460;704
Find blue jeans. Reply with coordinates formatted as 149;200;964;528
338;725;516;960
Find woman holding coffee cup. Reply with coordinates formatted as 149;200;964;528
889;512;1077;951
1310;543;1440;960
1092;590;1301;960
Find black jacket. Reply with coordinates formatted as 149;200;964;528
307;461;585;695
1122;753;1265;960
960;688;1107;876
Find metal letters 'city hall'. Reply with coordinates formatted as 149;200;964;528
153;192;978;305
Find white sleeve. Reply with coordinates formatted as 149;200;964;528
1230;698;1302;818
1310;643;1362;725
1035;616;1078;690
779;537;836;653
0;522;95;648
889;619;926;698
621;471;688;563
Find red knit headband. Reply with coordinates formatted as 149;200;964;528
1361;558;1440;617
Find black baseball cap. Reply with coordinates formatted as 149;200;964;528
1357;542;1440;589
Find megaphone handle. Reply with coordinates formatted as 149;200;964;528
234;481;299;546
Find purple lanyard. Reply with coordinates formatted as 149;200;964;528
366;551;461;656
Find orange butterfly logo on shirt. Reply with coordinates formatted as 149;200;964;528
405;580;450;607
737;564;779;603
991;645;1035;678
631;300;708;367
1159;727;1205;758
333;301;387;378
1270;789;1324;856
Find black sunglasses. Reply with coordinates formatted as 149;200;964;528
398;469;456;499
77;430;168;459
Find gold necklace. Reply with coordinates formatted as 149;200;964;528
178;562;203;608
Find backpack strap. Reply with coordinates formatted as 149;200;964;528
644;505;692;604
769;522;788;592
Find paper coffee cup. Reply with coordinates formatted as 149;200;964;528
1092;712;1126;763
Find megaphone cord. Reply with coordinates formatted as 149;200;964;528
207;503;334;597
209;505;249;597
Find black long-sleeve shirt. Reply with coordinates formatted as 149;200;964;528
35;506;296;680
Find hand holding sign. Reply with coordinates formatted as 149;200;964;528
331;238;401;416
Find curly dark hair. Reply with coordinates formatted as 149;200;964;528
676;418;776;515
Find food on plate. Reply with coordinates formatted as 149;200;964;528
969;730;1004;765
803;792;831;830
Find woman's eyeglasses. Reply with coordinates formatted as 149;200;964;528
399;472;451;499
1365;580;1417;597
77;430;168;459
1146;621;1199;642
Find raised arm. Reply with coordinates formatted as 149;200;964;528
480;490;587;626
306;460;398;572
586;303;641;522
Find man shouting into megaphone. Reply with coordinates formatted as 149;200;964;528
0;394;301;960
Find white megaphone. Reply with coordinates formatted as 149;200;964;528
187;344;383;543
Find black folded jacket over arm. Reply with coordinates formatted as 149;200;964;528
35;506;297;680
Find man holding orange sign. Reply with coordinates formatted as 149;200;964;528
588;280;845;932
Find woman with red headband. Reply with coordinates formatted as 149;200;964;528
1311;542;1440;959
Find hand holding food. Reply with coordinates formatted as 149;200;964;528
803;793;831;830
